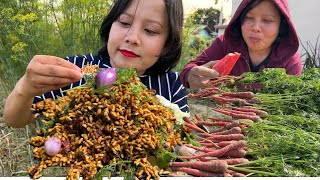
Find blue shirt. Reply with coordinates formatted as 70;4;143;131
33;54;189;112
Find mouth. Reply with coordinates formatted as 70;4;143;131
249;37;261;43
119;49;139;58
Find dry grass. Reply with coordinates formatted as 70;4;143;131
0;95;69;177
0;95;34;177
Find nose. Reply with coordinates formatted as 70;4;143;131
251;21;261;33
124;26;140;45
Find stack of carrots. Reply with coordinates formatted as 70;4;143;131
169;79;269;177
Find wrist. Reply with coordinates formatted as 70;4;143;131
14;76;35;102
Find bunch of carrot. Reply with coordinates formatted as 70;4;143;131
189;86;261;106
170;114;251;177
179;69;320;177
170;80;271;177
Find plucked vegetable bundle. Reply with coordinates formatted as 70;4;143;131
181;68;320;177
28;66;183;180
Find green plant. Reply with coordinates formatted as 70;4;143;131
186;7;220;35
176;7;219;72
300;35;320;69
0;0;112;96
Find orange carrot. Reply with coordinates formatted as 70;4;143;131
185;144;212;153
178;140;246;159
210;96;249;105
210;120;240;133
225;158;249;165
232;172;246;177
194;114;204;121
197;136;220;148
221;92;255;99
217;140;239;147
184;123;206;133
196;121;231;127
205;87;226;92
213;109;261;122
211;127;242;135
172;167;226;177
170;160;228;173
183;116;206;133
188;90;220;98
220;149;246;158
231;106;268;116
226;170;246;177
208;117;234;122
205;134;244;142
199;142;220;148
183;116;196;125
223;109;257;116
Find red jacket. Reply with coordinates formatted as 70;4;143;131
180;0;302;88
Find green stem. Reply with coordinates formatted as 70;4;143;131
228;166;281;177
61;84;90;93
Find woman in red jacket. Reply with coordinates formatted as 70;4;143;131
180;0;302;89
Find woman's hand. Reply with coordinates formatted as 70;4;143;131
17;55;83;97
187;60;220;89
4;55;83;128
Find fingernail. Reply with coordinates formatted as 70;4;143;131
76;71;83;79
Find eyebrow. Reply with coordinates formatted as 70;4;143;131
121;12;164;28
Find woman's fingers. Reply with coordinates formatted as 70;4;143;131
28;63;83;80
27;56;82;80
187;62;220;89
188;73;210;89
19;55;84;96
28;74;80;87
191;66;219;78
202;60;219;68
34;55;81;71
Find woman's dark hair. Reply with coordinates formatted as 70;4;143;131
232;0;288;44
98;0;184;76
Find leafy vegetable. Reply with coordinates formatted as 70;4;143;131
237;68;320;115
155;148;177;169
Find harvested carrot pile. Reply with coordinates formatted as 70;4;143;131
178;68;320;177
28;67;184;180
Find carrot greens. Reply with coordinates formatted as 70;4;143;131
237;68;320;115
243;116;320;176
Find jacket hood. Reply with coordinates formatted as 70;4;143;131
224;0;299;66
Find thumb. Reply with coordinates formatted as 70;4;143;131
196;66;220;79
203;60;219;68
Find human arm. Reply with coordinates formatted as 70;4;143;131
180;36;227;89
4;55;83;128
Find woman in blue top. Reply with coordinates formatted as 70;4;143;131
4;0;188;128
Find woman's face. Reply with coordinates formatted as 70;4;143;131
107;0;169;76
241;0;281;54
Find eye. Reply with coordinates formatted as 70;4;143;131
119;21;130;27
263;19;274;23
144;29;158;35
